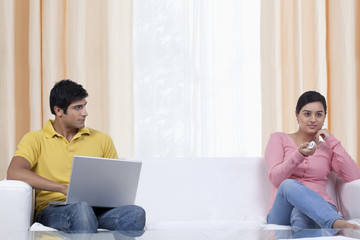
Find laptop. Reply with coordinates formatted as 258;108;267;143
49;155;142;207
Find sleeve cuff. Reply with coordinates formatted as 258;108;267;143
292;150;306;164
324;135;340;149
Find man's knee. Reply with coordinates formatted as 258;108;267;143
38;201;98;233
69;201;98;233
117;205;146;231
71;201;94;215
132;205;146;228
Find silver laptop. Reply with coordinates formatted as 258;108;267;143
50;155;142;207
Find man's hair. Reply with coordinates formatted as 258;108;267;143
295;91;327;115
50;79;89;115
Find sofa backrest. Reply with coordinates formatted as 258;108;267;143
135;157;272;224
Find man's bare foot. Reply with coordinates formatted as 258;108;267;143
332;219;360;229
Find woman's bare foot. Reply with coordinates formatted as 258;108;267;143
332;219;360;229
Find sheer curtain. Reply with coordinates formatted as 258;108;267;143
133;0;261;157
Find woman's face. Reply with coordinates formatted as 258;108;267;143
296;101;326;134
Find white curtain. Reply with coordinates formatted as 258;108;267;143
133;0;261;157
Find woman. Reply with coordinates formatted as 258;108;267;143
265;91;360;230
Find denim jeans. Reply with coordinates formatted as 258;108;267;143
36;201;146;233
267;179;342;231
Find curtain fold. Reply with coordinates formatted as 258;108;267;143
0;0;16;180
261;0;360;164
29;0;42;131
0;0;134;179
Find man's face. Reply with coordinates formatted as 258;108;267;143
62;98;88;130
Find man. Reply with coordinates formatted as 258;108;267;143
7;79;146;233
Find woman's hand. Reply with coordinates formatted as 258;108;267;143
315;128;331;142
298;142;317;156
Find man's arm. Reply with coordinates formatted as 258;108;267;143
7;156;68;195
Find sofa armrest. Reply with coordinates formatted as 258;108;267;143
0;180;34;237
337;179;360;220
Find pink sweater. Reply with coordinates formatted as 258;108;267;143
265;132;360;208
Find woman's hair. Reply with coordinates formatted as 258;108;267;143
295;91;327;114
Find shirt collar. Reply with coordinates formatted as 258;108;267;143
43;120;90;138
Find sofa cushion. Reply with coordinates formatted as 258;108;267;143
135;157;272;223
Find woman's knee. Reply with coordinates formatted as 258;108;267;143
279;179;300;191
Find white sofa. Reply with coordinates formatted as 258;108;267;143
1;157;360;237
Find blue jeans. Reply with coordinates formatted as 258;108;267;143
267;179;342;231
36;202;146;233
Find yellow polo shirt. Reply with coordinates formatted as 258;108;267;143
14;120;118;216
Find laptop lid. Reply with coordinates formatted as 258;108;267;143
65;155;142;208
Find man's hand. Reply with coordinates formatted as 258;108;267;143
61;184;69;196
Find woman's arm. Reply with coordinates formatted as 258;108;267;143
324;135;360;182
265;133;306;187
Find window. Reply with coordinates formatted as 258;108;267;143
134;0;261;157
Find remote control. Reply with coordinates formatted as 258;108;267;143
307;141;315;149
